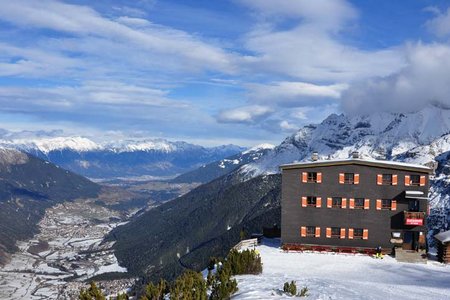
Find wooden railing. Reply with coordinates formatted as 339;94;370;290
233;238;258;250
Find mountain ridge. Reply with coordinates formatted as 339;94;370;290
0;137;246;179
0;148;101;265
240;104;450;178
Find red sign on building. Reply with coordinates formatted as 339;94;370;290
405;218;423;226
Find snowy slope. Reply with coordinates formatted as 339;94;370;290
171;143;275;183
3;137;101;154
240;104;450;177
234;239;450;300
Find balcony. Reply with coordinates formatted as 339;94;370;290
404;211;426;226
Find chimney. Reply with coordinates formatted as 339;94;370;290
311;152;319;161
376;148;386;160
352;151;359;159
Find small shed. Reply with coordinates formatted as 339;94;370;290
435;230;450;264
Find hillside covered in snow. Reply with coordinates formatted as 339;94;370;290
234;239;450;300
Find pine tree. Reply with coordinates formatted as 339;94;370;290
79;282;106;300
288;281;297;296
169;270;207;300
116;292;129;300
141;279;168;300
209;263;238;300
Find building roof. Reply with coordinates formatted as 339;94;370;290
279;158;432;173
435;230;450;244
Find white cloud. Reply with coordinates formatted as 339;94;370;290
116;16;152;27
239;0;405;82
341;43;450;115
289;108;310;120
279;120;298;131
238;0;357;30
217;105;273;124
0;0;236;74
246;81;348;106
0;43;82;77
425;7;450;37
0;82;184;110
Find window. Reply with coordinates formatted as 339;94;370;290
408;200;419;212
381;199;392;210
409;175;420;186
353;228;364;239
307;172;317;183
339;173;359;184
392;232;401;238
307;196;317;207
344;173;354;184
306;226;316;237
332;197;342;208
382;174;392;185
354;198;364;209
331;227;341;238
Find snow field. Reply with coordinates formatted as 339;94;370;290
233;239;450;300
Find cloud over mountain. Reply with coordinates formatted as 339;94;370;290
342;43;450;115
1;0;450;145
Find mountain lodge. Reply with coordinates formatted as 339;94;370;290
280;153;432;258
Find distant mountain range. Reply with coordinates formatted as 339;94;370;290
0;137;245;179
111;103;450;282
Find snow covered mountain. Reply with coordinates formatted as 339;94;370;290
171;143;275;184
0;137;245;179
241;104;450;177
236;103;450;234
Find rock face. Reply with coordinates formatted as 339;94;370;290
0;148;28;166
241;104;450;178
0;137;245;179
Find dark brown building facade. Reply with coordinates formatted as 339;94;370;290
280;158;432;252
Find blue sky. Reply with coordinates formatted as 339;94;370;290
1;0;450;146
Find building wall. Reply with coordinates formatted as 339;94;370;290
281;163;429;249
437;242;450;263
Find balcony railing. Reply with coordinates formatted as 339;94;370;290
404;211;425;226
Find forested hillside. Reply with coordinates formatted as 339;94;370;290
109;173;281;282
0;149;100;265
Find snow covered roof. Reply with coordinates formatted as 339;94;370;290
435;230;450;244
279;158;432;173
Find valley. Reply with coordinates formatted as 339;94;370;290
0;198;135;299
